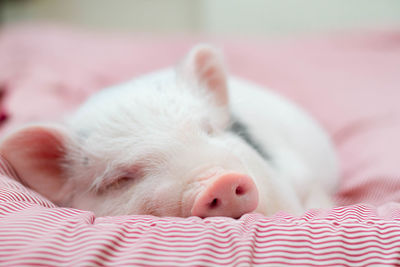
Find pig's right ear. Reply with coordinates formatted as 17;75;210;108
0;125;68;203
178;44;228;106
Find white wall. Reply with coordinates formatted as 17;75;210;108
201;0;400;35
3;0;400;35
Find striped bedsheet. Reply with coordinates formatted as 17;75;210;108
1;157;400;266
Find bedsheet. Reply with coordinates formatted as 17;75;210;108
1;25;400;266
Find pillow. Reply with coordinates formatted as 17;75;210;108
1;25;400;265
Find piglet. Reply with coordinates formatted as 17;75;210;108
0;45;338;218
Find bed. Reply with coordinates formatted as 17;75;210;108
1;25;400;266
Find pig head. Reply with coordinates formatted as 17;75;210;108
0;45;327;218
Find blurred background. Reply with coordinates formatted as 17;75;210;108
1;0;400;36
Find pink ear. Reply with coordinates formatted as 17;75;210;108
0;125;68;203
180;44;228;106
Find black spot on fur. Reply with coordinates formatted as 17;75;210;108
229;116;271;161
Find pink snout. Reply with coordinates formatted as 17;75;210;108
191;173;259;218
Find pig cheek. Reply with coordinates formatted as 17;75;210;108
147;181;185;217
67;183;136;216
101;183;156;216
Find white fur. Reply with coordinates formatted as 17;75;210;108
59;67;338;217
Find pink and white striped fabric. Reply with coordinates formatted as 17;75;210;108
1;26;400;266
1;157;400;266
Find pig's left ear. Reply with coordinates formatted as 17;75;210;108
178;44;228;106
0;125;69;203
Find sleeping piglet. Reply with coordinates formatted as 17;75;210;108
0;45;339;218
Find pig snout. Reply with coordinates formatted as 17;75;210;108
191;173;259;218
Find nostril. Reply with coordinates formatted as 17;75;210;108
235;185;245;195
209;198;220;209
191;173;259;218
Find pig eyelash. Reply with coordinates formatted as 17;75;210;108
106;176;133;191
96;175;135;194
95;165;145;194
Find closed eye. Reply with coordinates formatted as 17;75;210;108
103;176;134;191
97;164;145;194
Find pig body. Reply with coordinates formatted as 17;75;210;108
0;45;338;218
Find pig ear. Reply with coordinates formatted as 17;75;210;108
0;125;68;203
179;44;228;106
